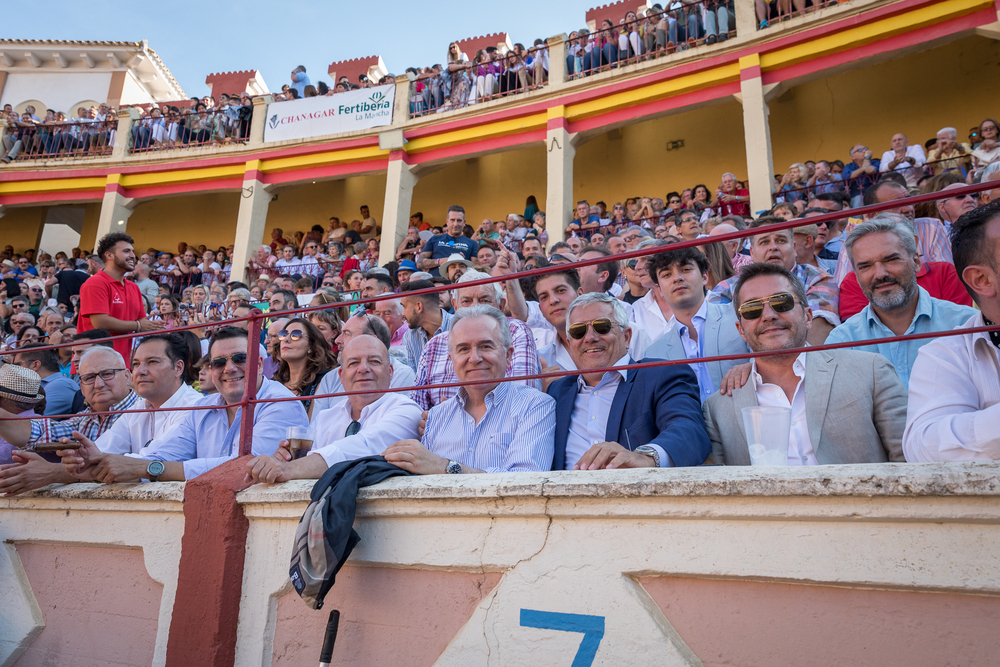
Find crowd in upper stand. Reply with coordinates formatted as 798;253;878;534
0;117;998;494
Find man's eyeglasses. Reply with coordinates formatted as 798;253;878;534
80;368;127;385
737;293;797;320
568;318;615;340
276;330;305;342
209;353;248;370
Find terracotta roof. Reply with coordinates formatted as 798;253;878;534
205;70;260;96
456;33;511;56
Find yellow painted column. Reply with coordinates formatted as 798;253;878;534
94;174;137;247
230;160;273;284
545;105;576;248
738;54;775;216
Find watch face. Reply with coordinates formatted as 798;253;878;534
147;461;165;476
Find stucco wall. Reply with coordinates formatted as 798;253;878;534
0;72;113;115
0;207;46;255
127;192;241;253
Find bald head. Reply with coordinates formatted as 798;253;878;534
709;223;741;256
339;334;393;397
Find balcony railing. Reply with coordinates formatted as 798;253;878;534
128;107;252;154
2;117;116;162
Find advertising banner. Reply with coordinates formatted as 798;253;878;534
263;85;395;143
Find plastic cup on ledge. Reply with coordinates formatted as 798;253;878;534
741;406;791;466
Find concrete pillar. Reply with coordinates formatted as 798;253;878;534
230;160;273;284
545;105;576;248
111;107;139;160
546;34;568;91
738;54;776;216
733;0;760;36
389;72;413;126
95;174;137;246
246;95;273;149
379;149;419;264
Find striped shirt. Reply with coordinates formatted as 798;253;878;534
402;309;452;371
29;391;140;444
422;381;556;472
411;319;541;409
832;217;952;286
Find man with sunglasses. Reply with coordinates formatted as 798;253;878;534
547;292;709;471
709;217;840;345
245;334;421;483
935;182;979;237
703;263;906;466
60;327;307;483
0;346;140;495
645;247;751;403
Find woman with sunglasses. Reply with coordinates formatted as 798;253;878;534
272;318;337;419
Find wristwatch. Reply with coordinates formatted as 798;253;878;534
635;445;660;468
446;460;463;474
146;460;165;482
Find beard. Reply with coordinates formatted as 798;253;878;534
113;255;134;272
864;276;916;312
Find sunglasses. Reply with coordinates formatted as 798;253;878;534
568;318;614;340
209;352;248;370
626;259;640;270
277;329;305;342
345;420;361;437
737;293;797;320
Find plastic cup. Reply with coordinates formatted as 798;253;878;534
286;426;316;460
741;406;791;466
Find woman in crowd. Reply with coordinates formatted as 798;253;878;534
700;242;736;290
15;325;45;349
53;324;76;375
473;50;498;103
445;42;473;111
499;51;526;95
362;238;380;271
532;211;549;247
620;11;644;60
343;269;364;293
155;296;182;328
524;195;540;223
776;163;809;202
592;19;620;72
310;289;350;324
972;118;1000;173
272;318;337;419
308;309;343;357
249;285;264;301
690;184;713;214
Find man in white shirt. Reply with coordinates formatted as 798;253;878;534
879;133;927;189
703;263;907;465
245;335;421;482
274;245;302;274
59;327;307;481
58;334;202;471
904;201;1000;462
311;310;415;420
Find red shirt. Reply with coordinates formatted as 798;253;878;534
838;261;973;321
716;188;750;217
77;270;146;368
269;237;289;252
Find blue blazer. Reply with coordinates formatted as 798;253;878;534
547;358;711;470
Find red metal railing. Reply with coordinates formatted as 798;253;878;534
129;106;252;154
3;116;116;161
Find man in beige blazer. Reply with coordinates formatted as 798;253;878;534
703;263;907;465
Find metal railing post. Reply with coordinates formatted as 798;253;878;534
238;307;263;457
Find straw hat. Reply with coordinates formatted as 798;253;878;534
0;363;45;405
440;253;473;276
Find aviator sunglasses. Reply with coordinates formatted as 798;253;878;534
209;353;248;370
568;318;614;340
737;293;796;320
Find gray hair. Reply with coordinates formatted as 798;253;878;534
373;297;403;314
937;127;958;138
565;292;630;333
449;304;512;349
625;225;650;238
454;269;503;304
981;162;1000;182
228;288;252;302
845;213;918;265
80;345;126;368
258;244;271;253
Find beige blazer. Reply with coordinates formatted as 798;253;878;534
702;348;907;465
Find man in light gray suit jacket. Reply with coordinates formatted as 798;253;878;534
702;263;907;465
645;246;751;402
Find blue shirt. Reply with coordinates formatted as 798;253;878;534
140;377;308;479
422;380;555;472
824;287;977;387
291;70;311;96
39;373;80;417
842;159;881;197
671;301;714;403
422;234;479;276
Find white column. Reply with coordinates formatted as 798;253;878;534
230;161;273;284
379;150;419;264
546;34;568;92
738;54;775;216
94;175;137;246
733;0;760;36
110;108;139;160
545;105;576;248
246;95;274;149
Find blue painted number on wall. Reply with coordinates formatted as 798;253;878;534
519;609;606;667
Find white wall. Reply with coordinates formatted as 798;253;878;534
1;71;113;113
120;71;156;106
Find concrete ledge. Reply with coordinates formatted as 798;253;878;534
2;481;186;505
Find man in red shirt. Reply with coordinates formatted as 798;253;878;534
715;172;751;218
77;232;163;366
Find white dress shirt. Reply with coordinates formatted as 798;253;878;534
310;358;416;423
669;301;714;403
140;378;308;478
536;336;577;372
750;353;818;465
630;290;674;352
904;313;1000;462
879;145;927;188
310;392;422;467
98;383;203;455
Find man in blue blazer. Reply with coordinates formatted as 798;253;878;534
644;245;751;402
546;292;711;471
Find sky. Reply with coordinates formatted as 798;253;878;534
28;0;591;98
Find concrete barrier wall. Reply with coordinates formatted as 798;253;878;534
4;463;1000;667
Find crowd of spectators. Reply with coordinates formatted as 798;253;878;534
0;114;998;496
